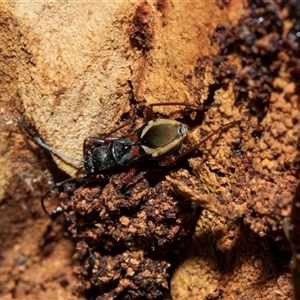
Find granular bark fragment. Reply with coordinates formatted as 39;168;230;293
128;1;154;51
58;172;198;299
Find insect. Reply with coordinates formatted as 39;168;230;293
19;102;237;214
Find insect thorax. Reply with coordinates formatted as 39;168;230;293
85;146;117;174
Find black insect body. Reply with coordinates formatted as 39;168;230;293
84;118;188;174
19;102;237;214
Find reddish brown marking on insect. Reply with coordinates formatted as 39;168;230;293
127;133;140;142
129;145;141;161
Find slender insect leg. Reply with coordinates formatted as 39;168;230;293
83;121;132;155
103;120;132;138
146;102;208;122
41;175;88;215
158;120;239;165
117;167;147;188
118;167;138;184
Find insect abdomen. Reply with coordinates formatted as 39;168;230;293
140;119;188;157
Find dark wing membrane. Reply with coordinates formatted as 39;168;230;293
141;123;180;148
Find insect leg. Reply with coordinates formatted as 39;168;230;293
41;175;88;215
83;121;132;155
83;137;105;155
158;120;240;165
103;120;132;138
115;167;147;189
118;167;138;184
146;102;208;121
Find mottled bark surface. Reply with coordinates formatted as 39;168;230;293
0;0;299;299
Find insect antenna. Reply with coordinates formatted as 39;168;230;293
18;117;88;215
18;117;84;163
